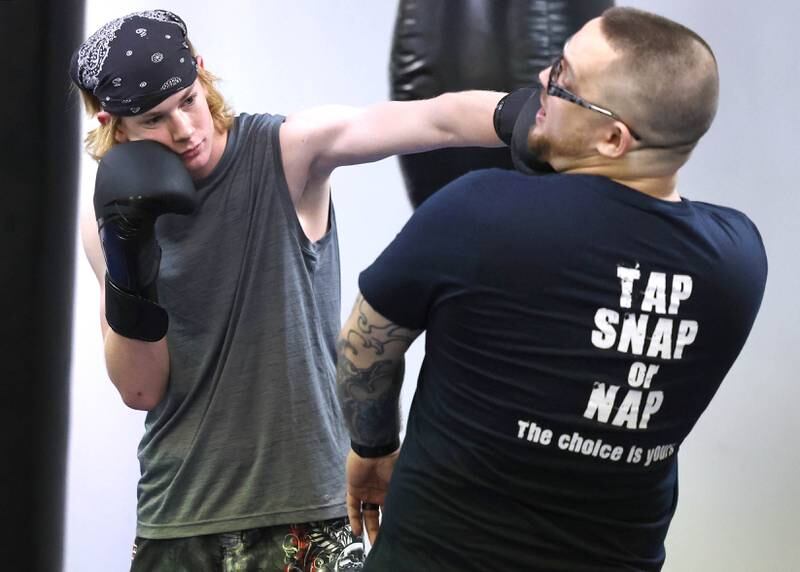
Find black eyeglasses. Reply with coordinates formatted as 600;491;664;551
547;55;643;141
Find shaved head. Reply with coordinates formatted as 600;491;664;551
599;7;719;148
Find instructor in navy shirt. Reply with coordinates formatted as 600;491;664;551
335;7;767;571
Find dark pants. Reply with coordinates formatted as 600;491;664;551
130;517;363;571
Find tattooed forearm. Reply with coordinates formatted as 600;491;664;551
336;294;420;446
336;345;405;446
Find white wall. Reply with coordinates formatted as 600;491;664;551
626;2;800;569
65;2;799;571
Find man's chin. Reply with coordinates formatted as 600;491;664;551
520;136;555;174
529;131;548;156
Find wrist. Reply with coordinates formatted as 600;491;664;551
105;274;168;342
350;438;400;459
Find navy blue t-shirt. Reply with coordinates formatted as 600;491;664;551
359;169;767;571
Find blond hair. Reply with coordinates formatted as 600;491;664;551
77;66;234;161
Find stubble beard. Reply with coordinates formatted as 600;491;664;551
529;126;590;168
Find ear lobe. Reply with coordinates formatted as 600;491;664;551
97;111;111;126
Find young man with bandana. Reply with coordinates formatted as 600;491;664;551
337;7;768;571
70;9;507;571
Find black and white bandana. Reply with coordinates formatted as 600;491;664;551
70;10;198;116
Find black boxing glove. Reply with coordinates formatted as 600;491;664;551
493;87;537;145
494;87;554;175
94;140;196;341
509;87;555;175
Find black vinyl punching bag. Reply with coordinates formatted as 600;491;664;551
0;0;84;569
390;0;614;207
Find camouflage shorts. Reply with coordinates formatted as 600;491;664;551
130;517;364;572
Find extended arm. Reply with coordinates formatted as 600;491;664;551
280;90;506;206
312;90;505;172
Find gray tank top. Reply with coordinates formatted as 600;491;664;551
137;113;348;538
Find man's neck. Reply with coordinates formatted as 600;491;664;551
566;164;680;201
617;174;680;202
555;151;682;202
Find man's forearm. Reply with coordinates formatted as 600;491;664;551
336;347;405;447
433;90;507;148
336;295;419;448
105;332;170;410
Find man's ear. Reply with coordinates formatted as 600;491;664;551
596;122;634;159
98;111;128;142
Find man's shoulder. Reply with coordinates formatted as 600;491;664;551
683;200;768;292
407;169;574;237
437;168;565;198
235;111;286;133
689;199;764;248
690;199;757;225
226;112;288;159
455;167;554;186
427;169;584;217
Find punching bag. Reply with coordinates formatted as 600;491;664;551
390;0;614;207
0;0;84;569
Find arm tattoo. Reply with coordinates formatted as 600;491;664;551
336;295;418;446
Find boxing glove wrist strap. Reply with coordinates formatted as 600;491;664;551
350;438;400;459
494;87;536;145
105;275;168;342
